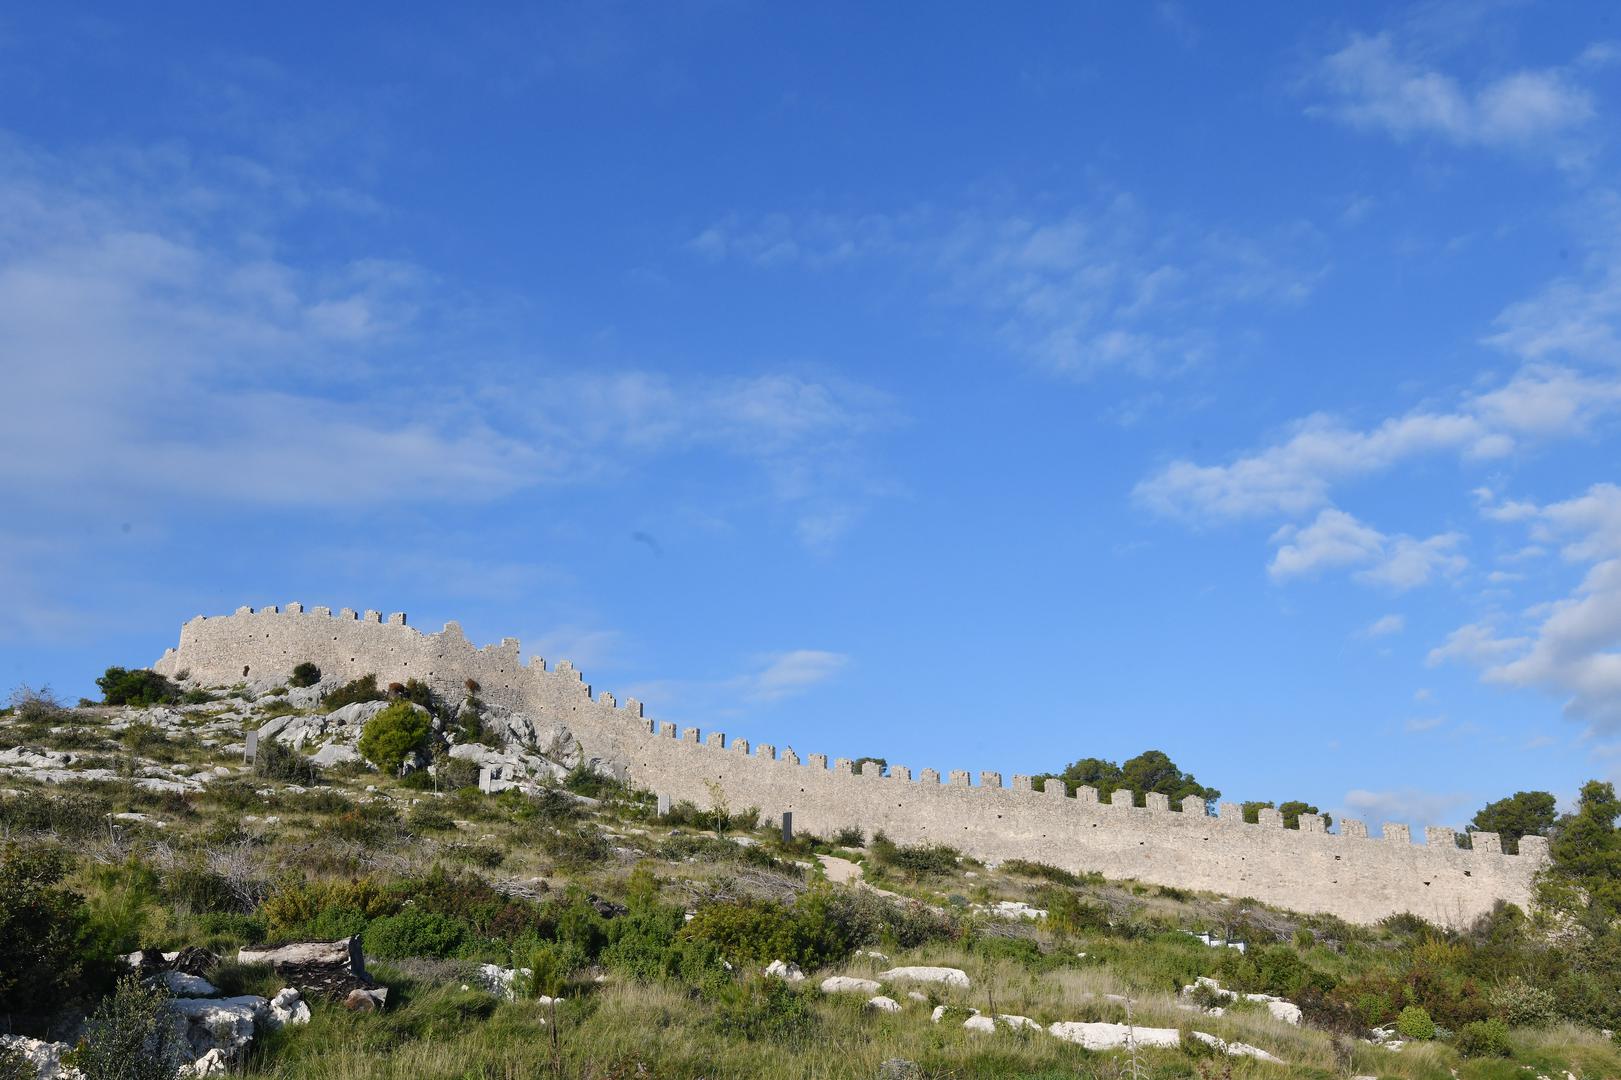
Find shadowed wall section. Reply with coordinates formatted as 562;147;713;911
154;606;1546;928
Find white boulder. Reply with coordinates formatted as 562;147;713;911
1048;1021;1180;1050
866;995;903;1013
764;960;806;983
268;987;311;1026
877;966;970;989
153;971;217;996
0;1035;81;1079
820;975;882;995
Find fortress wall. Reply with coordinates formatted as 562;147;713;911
154;607;1546;928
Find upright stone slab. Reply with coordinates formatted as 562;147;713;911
244;729;258;765
781;812;793;843
657;793;671;817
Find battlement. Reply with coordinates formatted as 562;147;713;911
152;605;1547;927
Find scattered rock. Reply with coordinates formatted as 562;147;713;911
866;995;903;1013
168;995;267;1062
1191;1031;1284;1063
239;936;379;998
268;987;311;1027
876;1060;922;1080
1047;1021;1181;1050
154;971;218;996
180;1048;228;1077
820;975;883;995
876;966;970;989
765;960;806;983
0;1035;80;1080
477;963;532;1000
343;987;389;1012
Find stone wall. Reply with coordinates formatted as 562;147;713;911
153;606;1547;928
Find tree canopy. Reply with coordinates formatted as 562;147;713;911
1039;749;1219;810
1470;790;1558;854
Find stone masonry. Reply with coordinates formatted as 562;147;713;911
153;605;1548;928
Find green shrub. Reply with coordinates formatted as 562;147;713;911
1039;887;1110;937
320;674;385;711
681;889;862;971
523;940;574;998
261;877;395;937
434;754;481;791
0;1039;36;1080
1000;859;1088;887
162;863;243;914
357;702;433;773
95;667;179;708
408;803;455;831
70;976;188;1080
391;677;440;714
1454;1017;1511;1057
254;739;321;784
539;824;612;869
709;979;818;1043
1488;975;1557;1027
179;688;216;705
289;661;321;688
0;844;88;1018
0;790;114;838
1396;1004;1436;1040
832;826;864;847
362;908;469;959
868;834;960;876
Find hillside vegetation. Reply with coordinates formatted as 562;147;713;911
2;673;1620;1079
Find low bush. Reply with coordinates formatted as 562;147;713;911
1454;1017;1511;1057
70;976;189;1080
1489;975;1557;1027
709;979;818;1044
254;739;321;785
832;826;864;847
0;789;114;838
320;674;386;711
868;834;960;877
95;667;179;708
0;844;89;1018
289;661;321;688
407;803;455;831
1039;887;1111;937
1396;1003;1436;1040
357;702;433;773
363;907;469;959
1000;859;1089;887
539;824;612;870
261;877;396;937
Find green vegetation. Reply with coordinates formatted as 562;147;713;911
319;674;386;710
6;682;1621;1079
1035;748;1219;809
96;667;179;708
1471;790;1557;854
356;702;433;773
289;661;322;688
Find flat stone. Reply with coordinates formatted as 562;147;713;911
877;966;970;989
820;975;882;995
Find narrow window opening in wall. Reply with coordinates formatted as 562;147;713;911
1464;870;1472;877
1334;855;1341;861
1423;881;1431;887
242;666;249;676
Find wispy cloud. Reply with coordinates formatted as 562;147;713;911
1365;613;1406;638
1312;33;1598;159
1342;787;1471;830
690;195;1323;382
623;649;851;722
1268;510;1465;590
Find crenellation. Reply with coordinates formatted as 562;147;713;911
364;610;381;623
860;760;883;777
1425;825;1456;848
1258;807;1283;828
1383;823;1411;844
236;606;253;615
1109;789;1133;808
149;604;1547;928
1470;831;1501;854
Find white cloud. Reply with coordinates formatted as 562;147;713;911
1268;509;1466;590
1136;365;1621;522
1404;714;1447;733
1428;622;1530;667
1342;787;1470;830
744;650;850;703
1315;33;1595;154
0;134;892;546
1365;613;1405;637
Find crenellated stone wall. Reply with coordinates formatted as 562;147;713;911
153;606;1548;928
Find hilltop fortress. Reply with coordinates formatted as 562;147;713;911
152;605;1547;928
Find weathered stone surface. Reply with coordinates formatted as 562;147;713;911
0;1035;81;1079
1190;1032;1283;1063
820;975;882;994
476;963;532;1000
343;987;389;1012
876;1060;922;1080
154;971;218;996
168;995;266;1061
877;966;970;989
866;995;902;1013
268;987;311;1026
238;937;377;998
764;959;806;983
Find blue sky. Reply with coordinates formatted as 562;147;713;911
5;2;1621;833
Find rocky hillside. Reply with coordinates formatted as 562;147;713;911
2;671;1620;1079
